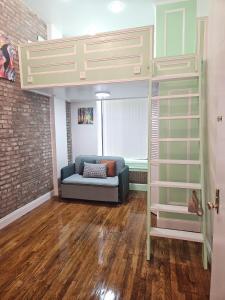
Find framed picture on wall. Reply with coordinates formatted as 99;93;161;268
0;33;16;82
78;107;94;124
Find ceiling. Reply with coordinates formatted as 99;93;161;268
23;0;209;38
23;0;155;37
34;80;149;102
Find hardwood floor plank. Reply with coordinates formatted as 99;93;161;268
0;192;210;299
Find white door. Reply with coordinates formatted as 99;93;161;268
207;0;225;299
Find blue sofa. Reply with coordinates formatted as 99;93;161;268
61;155;129;203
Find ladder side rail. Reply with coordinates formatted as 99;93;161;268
198;56;208;269
147;27;154;261
147;77;152;261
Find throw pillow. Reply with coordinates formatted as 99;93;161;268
78;159;96;175
100;160;116;177
83;162;107;178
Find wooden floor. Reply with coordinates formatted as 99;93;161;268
0;192;210;300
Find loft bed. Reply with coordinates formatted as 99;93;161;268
18;26;154;94
18;17;206;94
18;21;208;269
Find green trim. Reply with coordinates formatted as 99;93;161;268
156;0;197;57
129;183;148;192
129;168;147;173
125;159;148;171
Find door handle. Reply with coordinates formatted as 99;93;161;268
207;189;220;214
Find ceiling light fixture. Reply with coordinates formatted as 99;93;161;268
108;1;125;13
87;24;98;36
95;92;111;99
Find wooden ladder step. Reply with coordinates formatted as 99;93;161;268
152;138;200;142
150;181;202;189
150;203;196;214
152;73;199;82
157;115;200;120
150;159;200;165
150;227;203;243
151;93;200;100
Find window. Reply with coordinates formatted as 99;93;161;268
101;98;148;159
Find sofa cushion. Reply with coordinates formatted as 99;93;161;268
75;155;125;175
62;174;119;187
100;160;116;177
96;156;125;175
83;162;107;178
78;158;96;175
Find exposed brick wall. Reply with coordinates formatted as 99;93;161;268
129;171;147;184
0;0;53;218
66;101;72;164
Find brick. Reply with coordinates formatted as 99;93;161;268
0;0;53;218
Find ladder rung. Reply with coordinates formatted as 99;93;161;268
150;204;196;214
150;228;203;243
152;73;199;82
150;181;202;189
150;159;200;165
156;115;200;120
151;93;200;100
152;138;200;142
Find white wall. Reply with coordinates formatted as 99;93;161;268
47;24;63;39
25;0;154;37
71;101;100;160
197;0;209;17
54;97;68;177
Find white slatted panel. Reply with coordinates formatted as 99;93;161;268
151;82;160;206
151;101;160;160
151;82;160;160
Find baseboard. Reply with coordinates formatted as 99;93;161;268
157;217;201;232
0;191;53;230
206;238;212;263
129;183;147;192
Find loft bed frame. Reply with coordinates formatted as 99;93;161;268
18;26;153;91
18;20;208;269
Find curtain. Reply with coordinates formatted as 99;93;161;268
102;98;148;159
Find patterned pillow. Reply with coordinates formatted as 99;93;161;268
83;162;107;178
78;159;96;175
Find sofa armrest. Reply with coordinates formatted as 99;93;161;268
118;165;129;202
61;163;75;182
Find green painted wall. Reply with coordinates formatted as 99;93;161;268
152;61;202;224
156;0;197;57
158;90;200;209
